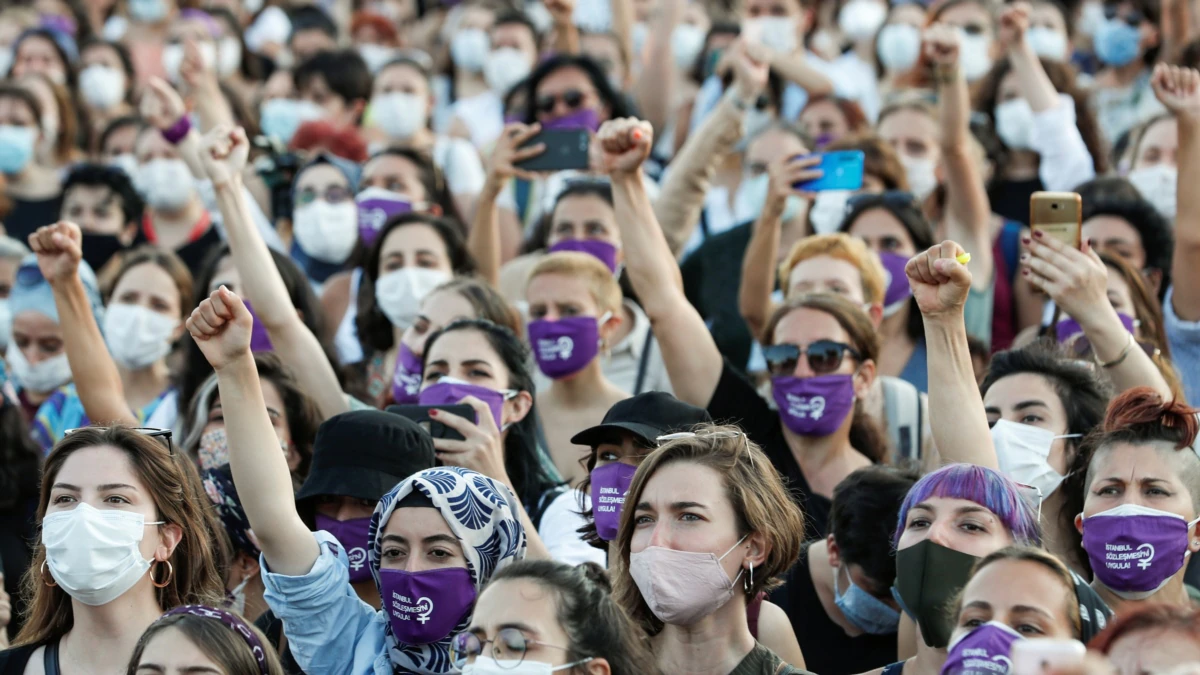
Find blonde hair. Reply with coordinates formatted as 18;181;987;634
779;233;887;305
526;251;623;316
954;545;1083;640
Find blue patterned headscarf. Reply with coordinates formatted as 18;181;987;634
368;467;526;674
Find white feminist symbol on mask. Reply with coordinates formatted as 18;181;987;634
1136;543;1156;570
416;596;434;624
348;547;367;571
785;394;827;420
537;336;575;361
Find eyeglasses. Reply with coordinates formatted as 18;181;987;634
536;89;585;115
1103;5;1143;25
295;185;352;206
1061;331;1160;362
846;190;919;214
450;629;573;669
763;340;862;376
64;427;175;455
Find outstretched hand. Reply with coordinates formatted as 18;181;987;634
1151;63;1200;121
199;124;251;186
140;77;187;131
187;286;254;371
592;118;653;176
487;123;545;184
922;23;962;68
27;221;82;286
997;2;1030;52
428;397;512;486
906;240;974;319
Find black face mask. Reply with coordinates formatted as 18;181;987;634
892;539;980;649
80;232;128;273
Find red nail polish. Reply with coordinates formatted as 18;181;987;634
1021;237;1031;244
1033;230;1043;238
429;409;438;417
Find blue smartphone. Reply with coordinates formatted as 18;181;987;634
793;150;865;191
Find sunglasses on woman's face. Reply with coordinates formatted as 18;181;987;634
763;340;862;377
536;89;585;115
1103;5;1144;25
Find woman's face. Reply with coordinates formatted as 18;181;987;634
135;626;224;675
135;127;183;164
1081;442;1198;523
936;1;996;48
12;36;66;84
744;0;802;19
799;99;852;144
535;65;606;124
526;272;605;324
375;63;431;102
361;154;431;204
12;311;64;368
61;184;130;238
111;262;184;331
0;96;41;148
465;578;580;668
1083;215;1146;271
422;328;526;428
1105;267;1138;322
402;287;479;358
204;380;297;469
770;307;866;385
315;495;376;522
878;108;942;172
380;506;468;572
786;254;869;304
1029;2;1070;45
378;223;454;276
593;433;650;471
984;373;1073;475
1133;117;1179;170
897;496;1016;557
1108;628;1200;675
294;163;351;208
547;194;622;251
81;43;125;75
847;208;918;257
48;445;181;565
102;123;139;161
952;559;1076;644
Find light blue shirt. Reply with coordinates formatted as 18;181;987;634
1164;286;1200;406
261;531;394;675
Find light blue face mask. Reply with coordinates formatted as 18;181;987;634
0;125;36;175
128;0;168;22
734;173;804;225
1094;18;1141;67
259;99;324;144
833;565;900;635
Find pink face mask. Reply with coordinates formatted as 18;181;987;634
628;535;748;626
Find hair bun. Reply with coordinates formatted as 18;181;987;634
1104;386;1200;449
577;561;612;594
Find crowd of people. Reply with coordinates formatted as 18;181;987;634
0;0;1197;673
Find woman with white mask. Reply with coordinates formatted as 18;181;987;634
925;0;999;83
31;241;192;453
447;10;540;151
876;3;929;99
287;154;362;286
78;39;136;134
0;424;224;672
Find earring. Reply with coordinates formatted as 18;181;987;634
743;562;754;592
151;560;174;588
41;561;56;587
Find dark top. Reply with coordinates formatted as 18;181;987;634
988;177;1043;226
172;224;223;276
0;639;54;675
881;662;906;675
769;545;898;675
729;642;813;675
4;195;63;243
256;609;305;674
708;361;831;540
681;221;756;371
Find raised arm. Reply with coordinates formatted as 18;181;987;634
29;222;137;428
545;0;581;55
609;0;635;80
188;286;319;576
1152;64;1200;322
197;125;348;420
178;37;236;132
925;24;995;289
1024;232;1173;399
738;155;822;339
596;118;723;407
631;0;683;134
766;47;833;97
907;241;998;469
467;123;544;285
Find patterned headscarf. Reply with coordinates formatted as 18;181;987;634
202;464;260;560
368;467;526;674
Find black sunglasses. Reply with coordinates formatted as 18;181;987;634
64;427;175;455
1103;6;1143;25
536;89;585;115
763;340;862;376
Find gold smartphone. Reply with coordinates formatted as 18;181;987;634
1029;191;1082;248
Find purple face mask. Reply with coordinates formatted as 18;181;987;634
879;252;913;316
591;462;637;541
418;377;511;429
356;187;414;247
771;374;856;436
528;315;604;379
315;514;373;583
392;343;423;405
378;567;477;645
940;621;1022;675
541;108;600;132
548;239;620;273
242;301;274;353
1081;503;1199;598
1056;312;1137;343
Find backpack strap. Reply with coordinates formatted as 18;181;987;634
999;220;1023;285
882;377;921;462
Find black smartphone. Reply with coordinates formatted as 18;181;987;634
515;129;591;172
386;404;475;442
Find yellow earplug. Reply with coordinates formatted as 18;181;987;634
956;252;972;265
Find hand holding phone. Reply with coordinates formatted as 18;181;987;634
514;129;591;172
1029;191;1082;248
793;151;865;192
387;404;475;442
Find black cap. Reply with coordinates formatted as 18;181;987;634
570;392;712;448
295;410;436;504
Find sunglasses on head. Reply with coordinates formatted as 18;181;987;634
536;89;585;115
64;427;175;455
763;340;862;376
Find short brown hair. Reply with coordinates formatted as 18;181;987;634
954;546;1082;640
611;425;805;636
527;251;623;316
778;233;887;305
126;612;285;675
1089;602;1200;653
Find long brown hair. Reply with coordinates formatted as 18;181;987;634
126;612;285;675
15;427;226;647
1099;252;1184;400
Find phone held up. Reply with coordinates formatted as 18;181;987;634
387;404;476;443
793;151;866;192
1030;191;1082;248
515;129;591;172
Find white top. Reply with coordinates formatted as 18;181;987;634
334;268;365;365
1030;94;1096;192
432;136;486;196
539;490;606;566
450;90;505;151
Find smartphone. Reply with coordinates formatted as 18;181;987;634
1030;191;1082;248
794;151;865;192
386;404;475;442
515;129;591;172
1010;639;1086;674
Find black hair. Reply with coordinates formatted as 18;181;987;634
1102;0;1162;66
528;180;616;249
829;465;919;590
206;6;266;83
363;147;463;224
79;39;136;105
14;30;76;90
576;429;654;549
519;54;632;124
61;163;144;228
421;318;563;510
1076;175;1142;209
981;343;1113;575
486;561;661;675
1082;195;1174;300
293;49;373;115
690;22;741;84
0;84;44;131
98;115;146;154
287;5;338;41
493;9;539;43
355;213;476;355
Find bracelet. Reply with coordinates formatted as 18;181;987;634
161;115;192;145
1099;332;1134;369
934;65;959;86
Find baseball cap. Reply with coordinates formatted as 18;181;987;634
570;392;712;448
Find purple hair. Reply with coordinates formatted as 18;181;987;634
179;10;222;38
893;463;1041;547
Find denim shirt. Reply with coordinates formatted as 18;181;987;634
1164;286;1200;406
261;531;395;675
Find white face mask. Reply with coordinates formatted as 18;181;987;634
373;92;428;140
6;344;71;394
749;17;799;54
839;0;887;41
103;303;179;371
1127;164;1177;220
899;154;939;201
957;30;994;82
994;98;1035;151
876;24;922;72
463;656;594;674
991;419;1081;499
358;43;396;74
163;42;217;84
808;190;853;234
631;21;650;59
0;300;11;352
218;37;242;77
293;200;360;264
138;159;197;211
672;24;707;70
574;0;613;33
1078;1;1105;37
484;48;533;94
42;503;164;606
375;267;452;328
226;572;253;615
451;29;490;73
110;153;140;181
79;65;127;110
1026;26;1069;61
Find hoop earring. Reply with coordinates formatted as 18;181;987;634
744;562;754;592
41;561;56;587
151;560;174;588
